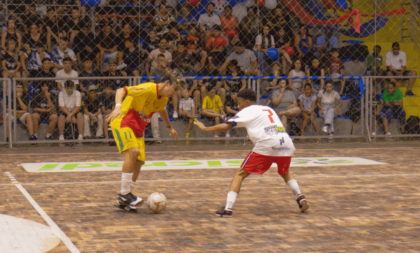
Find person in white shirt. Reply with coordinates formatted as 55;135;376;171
146;38;172;75
194;89;309;217
55;57;79;93
198;2;221;32
58;80;84;141
316;81;342;140
49;37;77;70
385;42;417;96
179;88;196;139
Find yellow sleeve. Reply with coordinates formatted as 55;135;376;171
125;83;154;98
216;95;223;108
202;96;209;109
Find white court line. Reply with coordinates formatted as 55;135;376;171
4;172;80;253
0;172;419;187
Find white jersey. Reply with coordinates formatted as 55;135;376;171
227;105;295;156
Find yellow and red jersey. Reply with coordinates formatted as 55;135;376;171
110;82;168;137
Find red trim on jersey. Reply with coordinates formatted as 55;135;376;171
120;109;149;137
241;151;291;175
156;83;161;100
123;86;128;94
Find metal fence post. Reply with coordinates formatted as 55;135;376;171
8;78;12;148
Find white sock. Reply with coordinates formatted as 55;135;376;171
225;191;237;210
287;179;301;198
46;133;51;137
130;181;136;193
121;172;133;195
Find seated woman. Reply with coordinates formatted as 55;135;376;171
288;59;305;99
223;60;246;102
274;27;293;74
269;79;301;131
201;87;227;137
261;61;283;94
294;24;314;67
23;24;47;51
254;25;275;73
220;4;239;40
380;82;406;135
298;83;318;135
316;81;343;139
305;57;325;93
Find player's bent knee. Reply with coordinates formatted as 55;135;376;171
126;147;140;159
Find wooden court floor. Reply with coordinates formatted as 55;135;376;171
1;147;420;252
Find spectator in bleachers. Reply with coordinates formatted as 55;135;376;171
177;56;199;104
177;4;197;36
99;87;115;140
261;61;283;94
221;41;259;75
223;60;246;103
119;38;141;76
83;85;104;139
58;80;84;141
201;87;226;137
179;88;196;140
103;59;126;94
367;45;384;75
386;42;417;97
56;57;79;93
294;24;314;67
44;7;61;50
49;37;78;70
298;83;318;135
171;40;189;70
34;58;56;95
79;57;102;95
185;25;207;70
163;21;181;52
117;24;138;52
146;38;172;75
326;48;345;94
21;42;50;78
142;29;160;53
254;24;275;73
288;59;305;99
316;81;343;139
64;7;83;47
23;23;46;51
197;57;223;101
239;7;259;49
73;21;97;67
154;3;176;35
380;82;406;135
306;57;325;93
22;4;42;34
224;91;239;138
198;2;221;33
274;27;293;74
4;82;37;141
1;39;21;79
206;25;229;50
265;5;293;44
1;19;22;52
95;22;118;71
220;4;238;40
314;28;337;60
269;79;300;131
31;82;58;140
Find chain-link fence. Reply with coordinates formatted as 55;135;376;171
0;0;420;147
0;78;8;145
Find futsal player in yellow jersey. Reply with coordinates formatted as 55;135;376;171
106;71;186;212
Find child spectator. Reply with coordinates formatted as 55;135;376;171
31;82;58;140
4;82;37;140
79;58;102;96
21;42;51;78
380;82;406;135
326;48;345;94
197;58;224;101
34;58;56;95
179;88;196;140
254;25;275;73
58;80;84;141
270;80;300;131
2;39;21;79
306;57;325;93
288;59;305;99
83;85;104;139
298;83;318;135
316;81;343;139
201;87;226;137
56;57;79;92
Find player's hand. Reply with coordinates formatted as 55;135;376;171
168;127;178;140
106;106;122;123
194;121;206;131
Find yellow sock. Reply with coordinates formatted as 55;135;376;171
185;133;189;138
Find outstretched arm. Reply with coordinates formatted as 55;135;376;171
105;88;126;122
194;121;232;132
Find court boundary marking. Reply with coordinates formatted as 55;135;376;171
4;172;80;253
1;172;419;187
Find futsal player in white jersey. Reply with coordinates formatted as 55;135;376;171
194;89;309;217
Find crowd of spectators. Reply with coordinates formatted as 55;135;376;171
0;1;417;142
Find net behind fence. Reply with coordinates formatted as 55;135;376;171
0;0;419;147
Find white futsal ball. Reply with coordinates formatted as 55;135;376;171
147;192;167;213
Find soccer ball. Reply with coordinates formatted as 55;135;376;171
147;192;167;213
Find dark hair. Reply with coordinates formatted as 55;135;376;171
206;2;215;8
389;81;396;87
312;57;319;62
224;4;232;10
180;40;188;47
157;54;166;59
304;83;312;90
392;42;399;48
124;38;134;44
60;37;69;42
64;80;75;88
63;57;72;63
183;4;192;10
291;59;302;71
237;89;257;102
42;58;51;63
159;38;167;44
374;45;381;50
331;48;339;53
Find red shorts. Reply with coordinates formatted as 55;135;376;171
241;151;291;175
